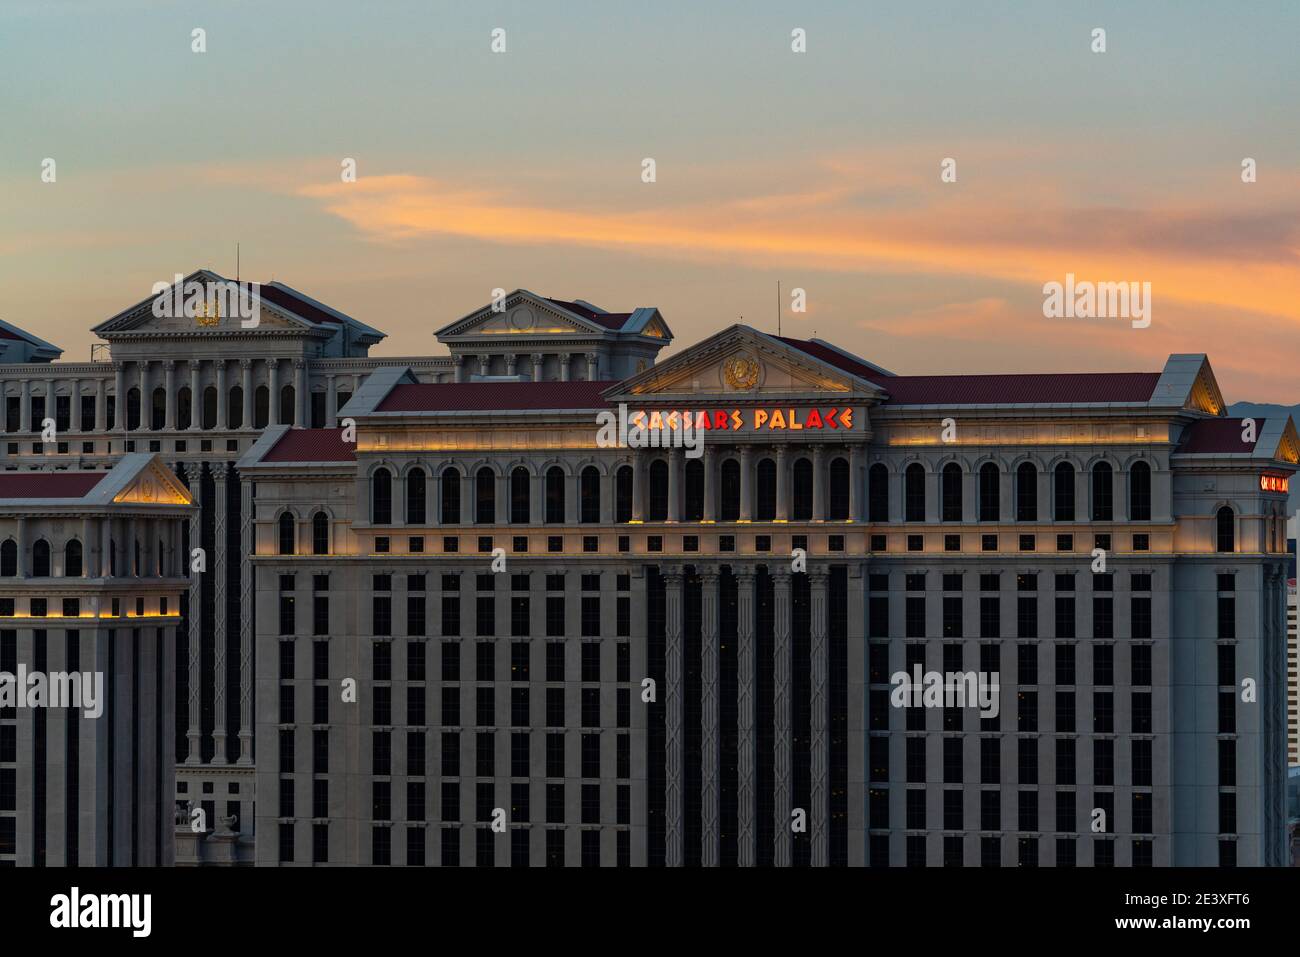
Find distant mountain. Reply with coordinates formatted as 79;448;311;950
1228;402;1300;514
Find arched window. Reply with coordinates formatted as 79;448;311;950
254;385;269;429
868;464;889;522
792;458;814;521
580;466;601;524
279;385;295;426
648;459;669;521
441;468;461;524
203;386;218;429
0;540;15;577
615;465;633;523
33;539;51;577
228;385;244;430
904;463;925;522
1216;506;1235;553
65;539;83;577
511;467;531;524
151;386;167;430
1130;461;1151;521
545;467;566;524
126;387;141;431
1054;463;1075;521
978;463;999;522
476;468;496;524
684;459;704;521
177;387;192;430
371;468;392;524
941;463;962;522
312;511;329;555
279;513;296;555
1016;462;1037;522
828;457;850;521
755;458;777;521
720;459;741;521
406;468;426;525
1091;462;1113;521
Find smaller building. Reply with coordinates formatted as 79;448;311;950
0;453;192;866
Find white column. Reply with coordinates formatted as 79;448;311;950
95;378;107;432
631;455;644;521
215;360;228;429
70;378;82;432
112;363;124;430
184;462;202;764
703;446;716;521
478;354;490;378
849;445;863;522
809;570;829;866
138;361;151;431
327;374;338;427
238;470;254;763
19;379;30;432
701;569;720;866
776;445;789;521
294;358;307;426
812;447;826;521
212;463;229;764
736;569;757;865
667;448;681;522
773;568;792;866
585;352;598;380
163;360;176;430
267;359;280;426
505;355;517;376
241;358;254;430
531;353;544;383
188;360;201;429
740;446;753;521
664;568;684;866
559;354;571;381
453;354;465;383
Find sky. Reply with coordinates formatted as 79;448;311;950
1;0;1297;399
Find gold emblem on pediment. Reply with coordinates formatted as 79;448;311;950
196;297;221;327
722;353;760;390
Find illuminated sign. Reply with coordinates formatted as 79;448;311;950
1260;475;1289;493
629;407;856;433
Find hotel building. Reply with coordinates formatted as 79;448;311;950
0;273;1293;865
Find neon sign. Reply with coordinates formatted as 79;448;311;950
1260;475;1289;493
629;407;856;432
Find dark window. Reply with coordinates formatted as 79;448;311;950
1053;462;1075;521
278;513;296;555
1216;506;1234;552
545;467;565;523
510;467;531;524
476;468;496;524
904;464;925;522
441;469;461;524
312;512;329;555
1129;461;1151;521
406;469;426;524
868;464;889;522
372;468;392;525
580;466;601;523
1016;463;1037;521
1091;462;1113;521
941;463;961;522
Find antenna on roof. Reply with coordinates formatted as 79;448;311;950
776;280;781;337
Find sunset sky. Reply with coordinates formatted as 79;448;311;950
2;0;1298;398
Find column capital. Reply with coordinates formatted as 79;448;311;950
213;461;231;480
530;352;544;363
733;566;757;584
662;566;684;587
214;358;227;370
699;568;721;586
112;361;124;372
771;566;792;583
189;358;202;371
453;354;465;366
239;357;253;369
293;357;306;369
326;372;336;381
584;352;597;362
807;569;829;588
266;357;279;368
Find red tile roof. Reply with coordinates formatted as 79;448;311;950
777;335;1162;404
1178;417;1260;454
263;429;356;462
257;284;343;325
544;299;631;331
0;471;106;499
879;372;1162;405
378;381;616;413
776;336;892;384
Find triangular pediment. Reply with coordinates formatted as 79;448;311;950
437;289;613;340
607;325;886;400
112;458;192;506
93;270;326;337
1150;354;1227;415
